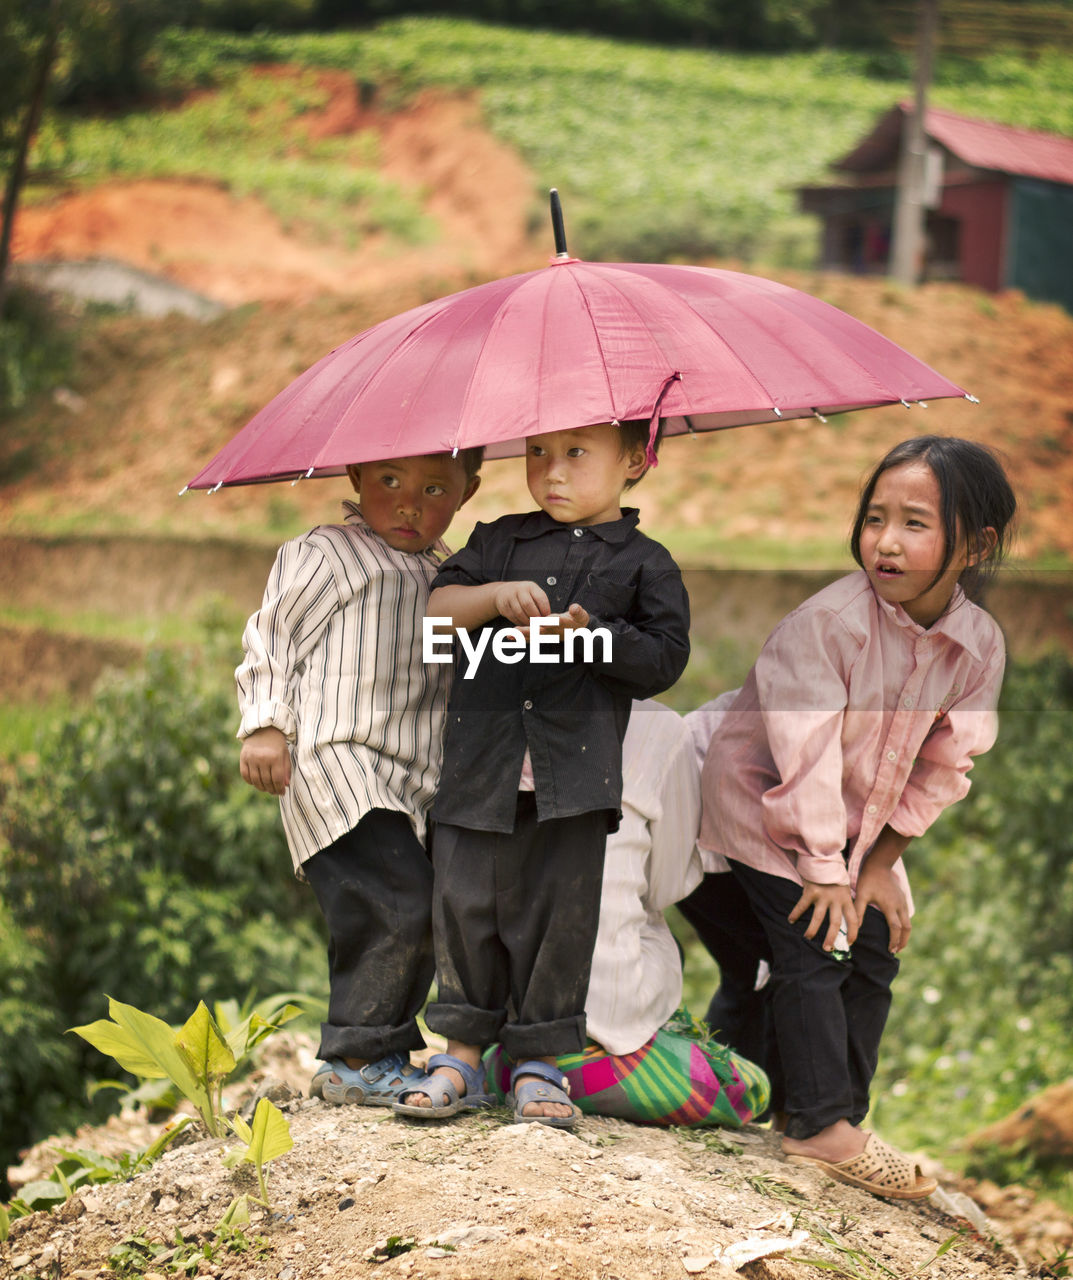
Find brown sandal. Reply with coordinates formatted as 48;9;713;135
785;1132;937;1201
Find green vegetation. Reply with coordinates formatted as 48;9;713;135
0;285;73;420
31;60;430;249
25;20;1073;266
0;629;327;1193
0;1125;190;1233
869;654;1073;1199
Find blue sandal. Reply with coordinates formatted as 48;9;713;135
393;1053;492;1119
309;1052;422;1106
508;1060;581;1129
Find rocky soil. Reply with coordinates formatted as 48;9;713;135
4;1035;1072;1280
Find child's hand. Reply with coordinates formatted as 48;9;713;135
517;602;591;637
854;863;912;954
239;726;291;796
493;580;550;628
789;880;860;952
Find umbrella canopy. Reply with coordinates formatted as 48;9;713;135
186;255;970;491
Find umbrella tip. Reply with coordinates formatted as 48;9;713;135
549;189;569;259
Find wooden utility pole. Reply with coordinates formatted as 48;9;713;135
889;0;939;287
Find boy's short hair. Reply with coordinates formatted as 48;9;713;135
615;418;663;490
454;446;484;482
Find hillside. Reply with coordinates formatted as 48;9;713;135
5;78;1073;569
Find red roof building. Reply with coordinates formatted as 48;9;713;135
798;103;1073;311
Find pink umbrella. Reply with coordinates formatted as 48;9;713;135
185;194;970;491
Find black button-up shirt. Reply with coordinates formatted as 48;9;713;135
430;508;690;833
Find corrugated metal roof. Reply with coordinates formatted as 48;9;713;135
836;103;1073;186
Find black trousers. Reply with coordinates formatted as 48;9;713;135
677;870;784;1116
730;861;900;1140
425;793;607;1060
303;808;434;1063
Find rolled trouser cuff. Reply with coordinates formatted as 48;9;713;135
425;1001;507;1049
501;1014;588;1061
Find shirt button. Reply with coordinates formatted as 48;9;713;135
573;528;584;537
903;696;914;708
547;576;557;585
523;700;533;711
867;804;878;814
887;750;897;762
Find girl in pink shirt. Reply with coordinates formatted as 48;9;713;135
698;435;1016;1201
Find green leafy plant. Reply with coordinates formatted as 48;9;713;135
108;1224;267;1278
1041;1245;1072;1278
365;1236;420;1263
0;1123;190;1238
70;994;301;1137
221;1096;294;1211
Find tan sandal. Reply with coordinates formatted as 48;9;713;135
785;1132;937;1201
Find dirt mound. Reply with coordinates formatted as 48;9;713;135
3;1033;1065;1280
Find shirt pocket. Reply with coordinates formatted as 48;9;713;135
581;574;635;621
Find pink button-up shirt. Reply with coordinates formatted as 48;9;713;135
698;571;1005;908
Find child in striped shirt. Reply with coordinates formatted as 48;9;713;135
237;450;481;1106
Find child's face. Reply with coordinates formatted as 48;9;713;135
859;461;969;627
347;454;479;552
525;423;646;527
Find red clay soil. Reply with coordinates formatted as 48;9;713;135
7;73;1073;567
13;82;544;306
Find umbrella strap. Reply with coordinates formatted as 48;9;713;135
646;373;681;469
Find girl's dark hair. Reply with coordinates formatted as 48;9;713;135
616;417;664;489
850;435;1017;602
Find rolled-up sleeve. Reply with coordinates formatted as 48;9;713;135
236;539;344;740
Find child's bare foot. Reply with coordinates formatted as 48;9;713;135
515;1059;574;1119
393;1045;487;1119
781;1118;867;1163
783;1122;937;1200
509;1058;581;1128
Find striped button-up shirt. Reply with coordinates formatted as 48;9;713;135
236;501;452;873
698;571;1005;908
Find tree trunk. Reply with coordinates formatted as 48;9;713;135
0;0;63;318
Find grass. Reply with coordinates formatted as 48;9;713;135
27;20;1073;267
0;604;201;647
30;63;431;252
0;697;72;757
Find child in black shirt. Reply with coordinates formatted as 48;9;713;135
396;418;689;1126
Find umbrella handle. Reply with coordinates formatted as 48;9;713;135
549;188;568;258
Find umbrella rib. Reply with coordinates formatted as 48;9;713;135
592;264;773;412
